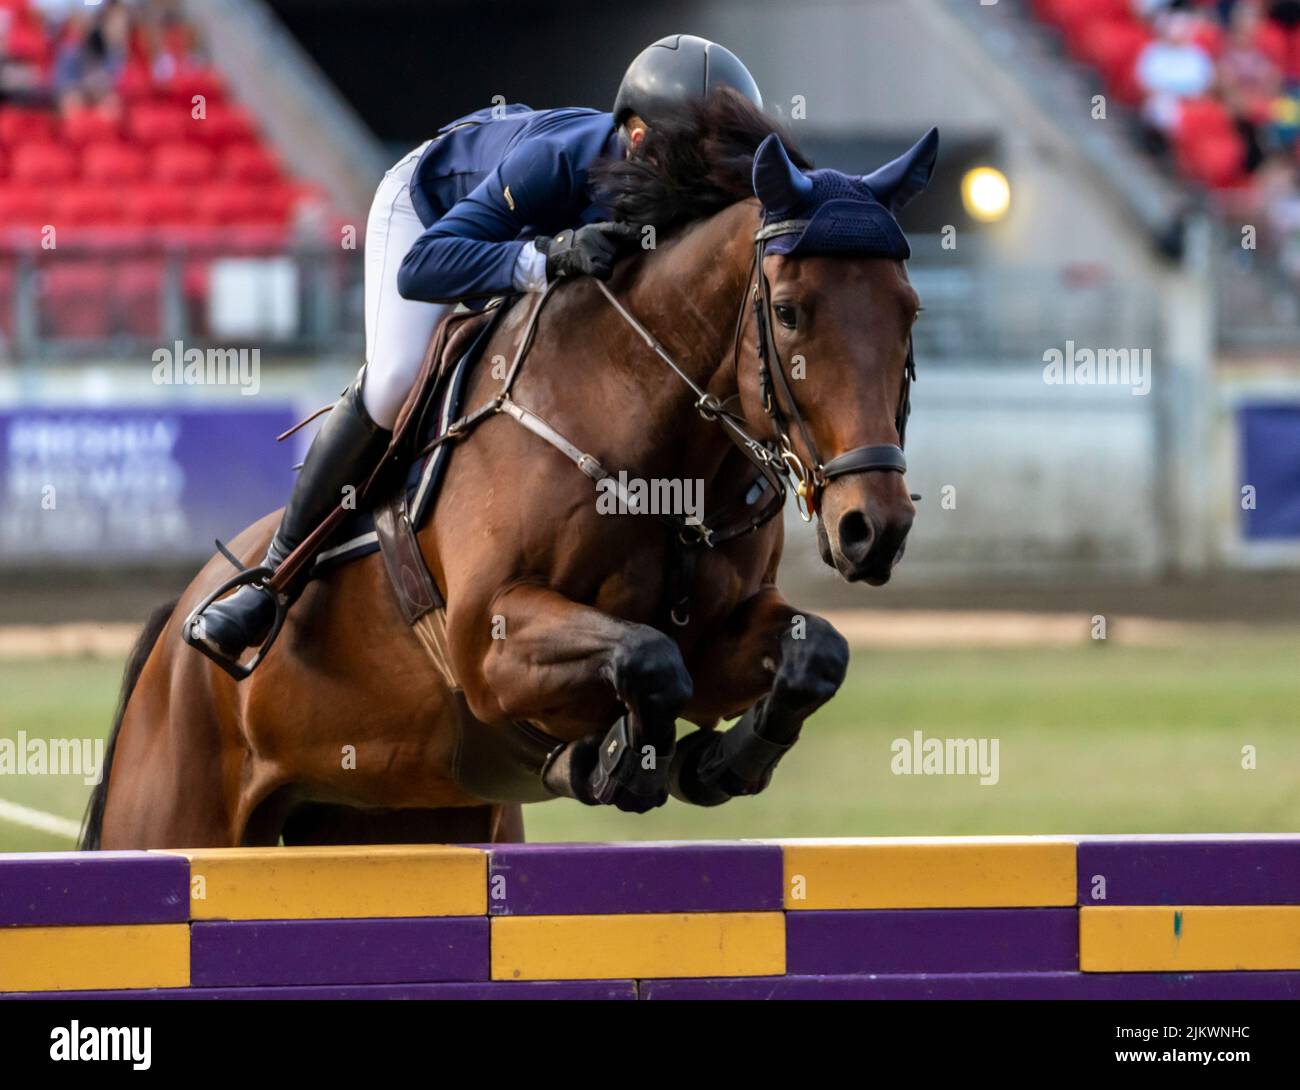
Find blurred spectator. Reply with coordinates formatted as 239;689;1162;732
1267;0;1300;29
51;4;132;115
147;8;205;82
0;10;46;106
1252;153;1300;276
1136;12;1218;133
1036;0;1300;282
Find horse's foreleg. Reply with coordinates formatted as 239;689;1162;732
468;585;693;813
673;589;849;806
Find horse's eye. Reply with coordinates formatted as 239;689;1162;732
773;303;797;330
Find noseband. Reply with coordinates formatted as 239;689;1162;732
750;219;916;520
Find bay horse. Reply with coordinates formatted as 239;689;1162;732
83;98;937;849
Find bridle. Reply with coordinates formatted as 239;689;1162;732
593;215;918;530
748;218;916;521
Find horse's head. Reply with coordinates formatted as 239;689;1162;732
749;129;937;584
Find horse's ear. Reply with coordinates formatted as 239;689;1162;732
752;133;813;216
862;127;939;213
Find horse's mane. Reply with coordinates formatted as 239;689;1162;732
588;88;812;233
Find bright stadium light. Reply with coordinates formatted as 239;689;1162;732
961;166;1011;223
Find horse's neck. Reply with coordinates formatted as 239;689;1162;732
625;201;758;394
604;202;761;477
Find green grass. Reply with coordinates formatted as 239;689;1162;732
0;658;126;851
2;634;1297;850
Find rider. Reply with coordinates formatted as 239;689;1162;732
188;34;764;668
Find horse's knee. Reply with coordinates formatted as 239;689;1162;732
774;616;849;713
607;626;693;719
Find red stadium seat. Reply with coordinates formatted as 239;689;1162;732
1254;19;1300;79
1077;20;1152;89
81;142;149;184
10;144;78;185
69;224;153;252
152;142;216;184
124;185;195;228
162;67;227;107
53;187;126;227
0;187;50;227
222;143;281;184
224;223;291;253
117;63;159;104
1055;0;1135;59
1176;97;1237;142
194;104;258;147
1189;20;1225;59
0;8;335;344
127;102;192;145
62;107;122;146
0;107;57;145
1173;95;1244;190
3;19;50;65
1177;129;1248;189
196;184;290;226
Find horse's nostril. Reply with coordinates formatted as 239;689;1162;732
837;509;875;560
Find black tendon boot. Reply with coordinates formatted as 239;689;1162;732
187;383;391;664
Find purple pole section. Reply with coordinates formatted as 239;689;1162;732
486;842;783;915
190;918;488;987
642;972;1300;1000
0;852;189;927
1;981;638;1001
787;909;1078;975
1077;839;1300;905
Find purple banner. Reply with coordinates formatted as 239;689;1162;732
0;406;299;562
1239;403;1300;540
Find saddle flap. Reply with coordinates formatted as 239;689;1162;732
374;491;442;625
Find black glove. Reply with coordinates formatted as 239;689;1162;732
536;221;640;281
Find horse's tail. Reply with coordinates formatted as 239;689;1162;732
80;598;178;851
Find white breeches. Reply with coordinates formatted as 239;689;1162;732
361;141;447;429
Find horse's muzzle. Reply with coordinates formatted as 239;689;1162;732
819;492;914;585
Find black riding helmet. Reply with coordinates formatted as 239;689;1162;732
613;34;763;127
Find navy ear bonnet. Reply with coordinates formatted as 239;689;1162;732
751;127;939;259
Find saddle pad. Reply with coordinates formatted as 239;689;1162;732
309;308;500;578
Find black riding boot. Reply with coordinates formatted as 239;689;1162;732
188;383;390;661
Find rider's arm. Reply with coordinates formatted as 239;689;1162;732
397;138;573;303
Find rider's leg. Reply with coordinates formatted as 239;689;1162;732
190;146;448;661
360;142;450;429
190;380;391;657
